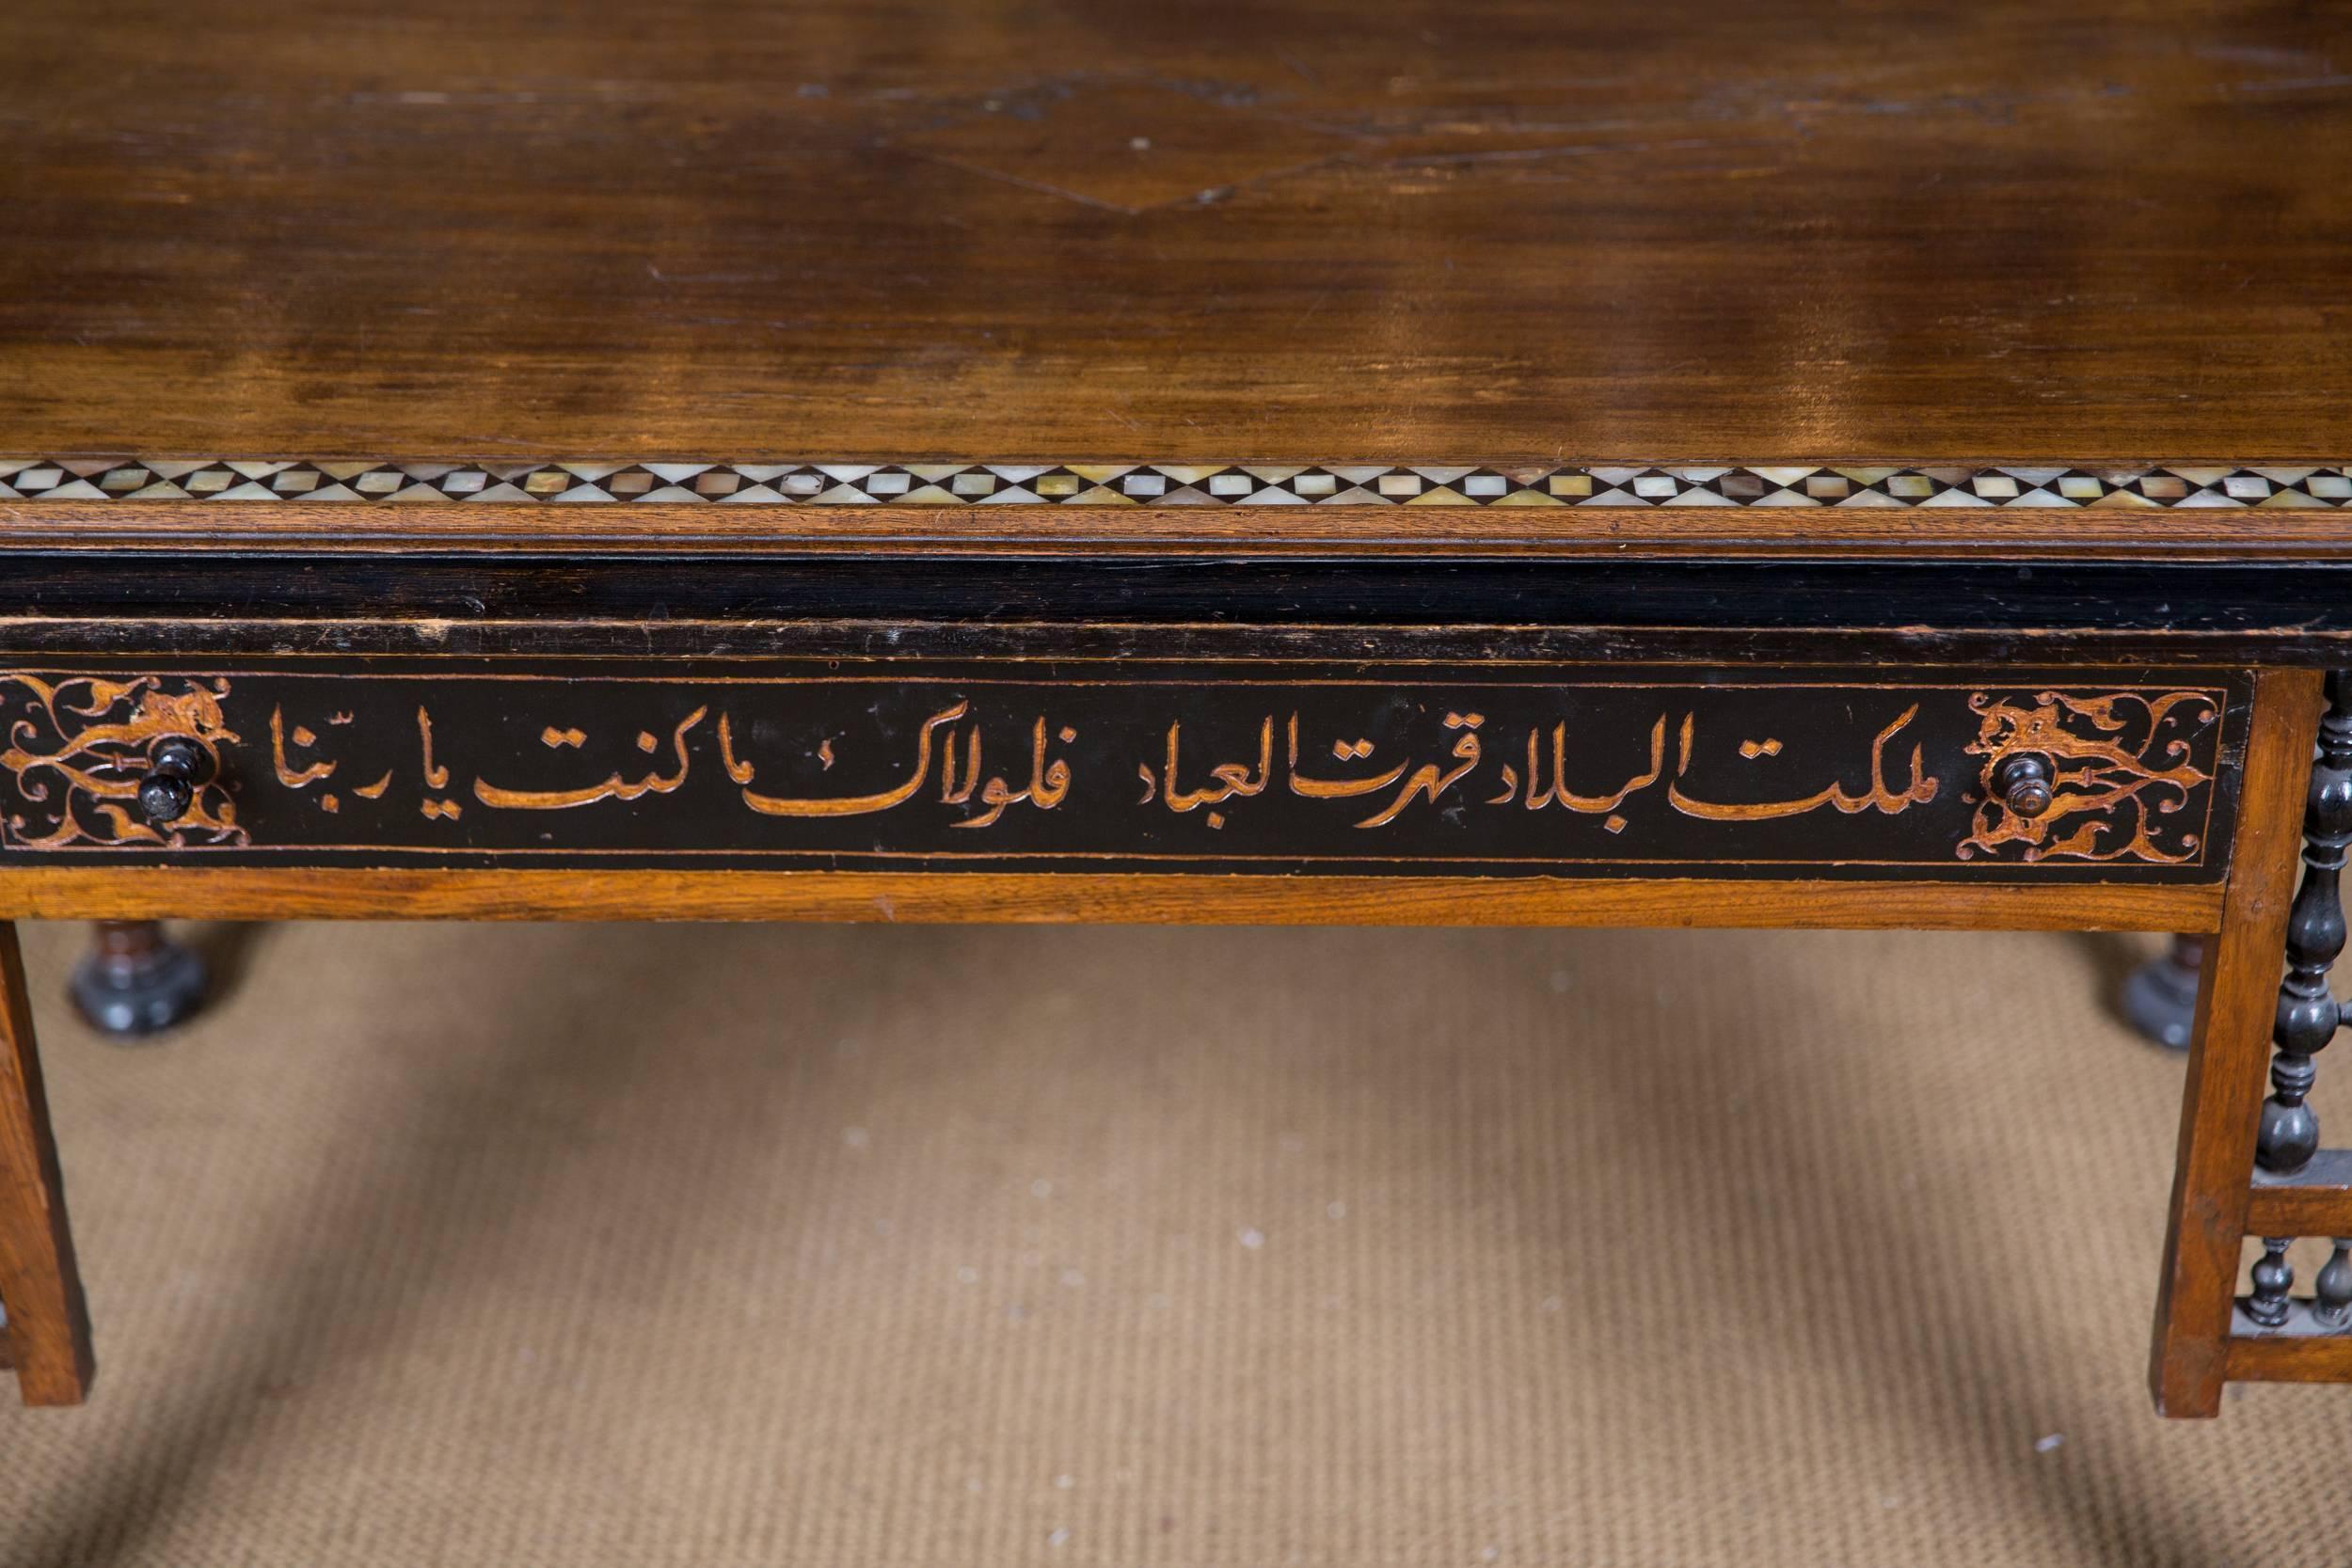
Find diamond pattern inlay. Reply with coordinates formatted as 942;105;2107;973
1;459;2345;511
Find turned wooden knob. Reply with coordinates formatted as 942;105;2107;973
1994;753;2054;818
135;736;211;826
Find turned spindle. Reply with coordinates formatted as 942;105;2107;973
2315;1241;2352;1330
2257;670;2352;1174
2248;1238;2296;1328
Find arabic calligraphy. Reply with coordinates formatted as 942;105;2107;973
270;705;340;789
475;708;707;810
1141;705;1934;831
737;702;961;817
945;717;1074;830
1665;707;1938;820
0;672;2230;871
1507;715;1665;817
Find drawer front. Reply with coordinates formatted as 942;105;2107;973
0;662;2244;882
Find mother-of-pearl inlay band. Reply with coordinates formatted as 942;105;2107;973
2;459;2347;510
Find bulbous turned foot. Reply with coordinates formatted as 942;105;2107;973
2122;934;2203;1052
2259;1093;2321;1177
69;921;208;1039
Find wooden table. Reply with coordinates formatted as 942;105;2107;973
4;0;2349;1418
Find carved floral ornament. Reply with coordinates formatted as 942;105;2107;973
0;674;245;848
1958;689;2217;863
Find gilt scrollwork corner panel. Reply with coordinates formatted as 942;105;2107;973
0;666;2239;880
1957;689;2224;865
0;673;247;849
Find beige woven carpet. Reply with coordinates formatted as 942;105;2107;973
3;921;2349;1566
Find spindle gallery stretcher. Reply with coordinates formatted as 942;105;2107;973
5;0;2351;1420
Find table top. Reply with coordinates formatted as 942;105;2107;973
3;0;2348;550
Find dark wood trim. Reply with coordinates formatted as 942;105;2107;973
5;617;2346;668
0;867;2221;928
2149;667;2325;1417
8;554;2352;640
9;553;2352;669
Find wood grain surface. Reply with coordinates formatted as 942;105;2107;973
3;0;2348;473
2243;1165;2352;1234
7;0;2349;1414
12;499;2352;558
0;867;2221;929
2225;1335;2352;1383
0;923;93;1405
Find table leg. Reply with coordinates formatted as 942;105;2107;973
0;920;95;1404
70;919;209;1038
2150;668;2326;1416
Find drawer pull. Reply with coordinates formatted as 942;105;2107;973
135;737;213;827
1994;753;2056;819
